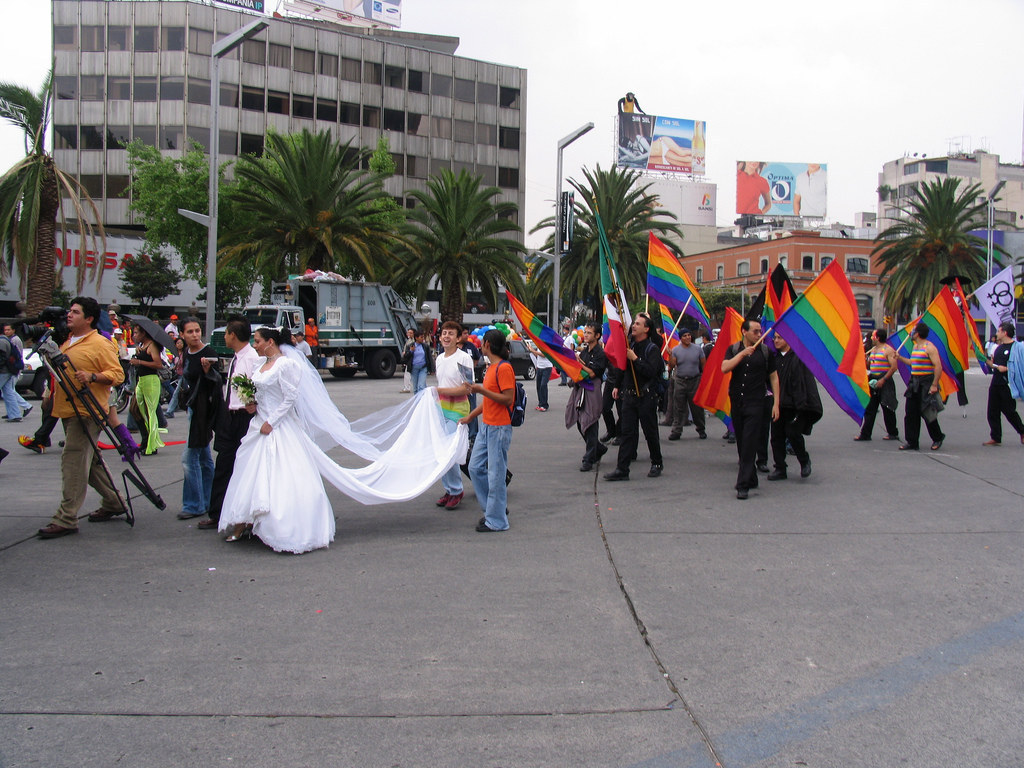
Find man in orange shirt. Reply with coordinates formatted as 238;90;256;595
305;317;319;364
38;297;127;538
460;329;514;532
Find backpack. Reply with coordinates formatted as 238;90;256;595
0;336;23;375
498;359;527;427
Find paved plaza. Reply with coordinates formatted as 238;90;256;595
2;369;1023;767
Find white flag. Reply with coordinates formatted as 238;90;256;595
974;266;1016;327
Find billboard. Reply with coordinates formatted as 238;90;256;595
281;0;402;27
213;0;265;13
645;179;716;227
617;113;706;176
735;162;827;217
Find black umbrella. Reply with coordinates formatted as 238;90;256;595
939;274;972;288
124;314;176;351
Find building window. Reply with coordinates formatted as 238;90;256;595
802;254;814;270
219;130;237;155
133;126;156;147
846;256;869;274
79;175;104;199
108;76;131;101
454;119;474;143
385;65;405;89
407;155;426;178
292;94;314;120
362;106;380;128
81;26;104;52
430;74;452;97
717;265;724;280
454;77;475;102
134;77;157;102
241;86;265;111
820;255;833;269
54;125;78;150
107;175;130;198
408;69;425;93
924;160;948;174
500;86;520;109
106;126;130;150
430;116;450;139
453;160;473;177
316;98;337;122
187;125;210;152
268;43;290;69
430;158;450;176
903;162;918;176
188;78;210;105
160;76;185;102
160;126;184;151
55;76;77;100
363;62;382;85
855;294;873;317
477;123;496;146
340;57;360;82
695;267;703;282
220;83;239;108
499;126;520;150
383;108;404;132
162;27;185;51
760;257;769;274
405;197;416;210
778;254;787;268
318;53;338;77
242;39;265;65
240;133;264;155
339;102;360;125
134;27;158;52
189;28;213;55
478;82;497;105
737;261;750;277
478;165;496;186
390;153;404;175
54;26;77;50
267;91;289;115
407;112;428;137
80;76;104;102
107;26;129;51
497;166;519;188
294;48;315;74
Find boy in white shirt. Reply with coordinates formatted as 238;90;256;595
434;320;474;509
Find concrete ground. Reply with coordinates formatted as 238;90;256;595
2;368;1023;768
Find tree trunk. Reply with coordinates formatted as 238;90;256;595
26;158;60;315
440;281;464;326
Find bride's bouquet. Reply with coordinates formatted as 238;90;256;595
231;374;257;405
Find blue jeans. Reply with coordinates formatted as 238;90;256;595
412;365;428;393
165;378;182;416
535;369;550;409
468;422;511;531
0;372;29;419
181;411;214;515
441;417;463;495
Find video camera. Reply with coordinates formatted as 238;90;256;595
13;306;70;347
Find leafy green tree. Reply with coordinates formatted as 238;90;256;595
529;164;684;318
873;177;1003;316
363;136;405;236
395;169;525;324
219;129;400;280
119;250;183;312
0;71;102;313
699;285;745;324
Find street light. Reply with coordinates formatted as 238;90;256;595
553;122;593;326
986;179;1006;339
202;18;268;336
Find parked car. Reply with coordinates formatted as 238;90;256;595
473;339;537;381
16;349;48;399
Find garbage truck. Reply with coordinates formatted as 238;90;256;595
212;274;418;379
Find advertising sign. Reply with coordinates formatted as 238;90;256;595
281;0;402;27
645;179;716;227
617;113;706;176
735;162;827;217
214;0;265;12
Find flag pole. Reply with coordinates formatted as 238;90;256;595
660;296;692;355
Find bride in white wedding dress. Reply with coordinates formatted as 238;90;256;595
219;327;467;554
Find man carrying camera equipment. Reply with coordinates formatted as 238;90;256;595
38;297;128;539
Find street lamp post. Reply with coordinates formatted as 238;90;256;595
986;179;1006;340
553;123;593;327
202;18;268;336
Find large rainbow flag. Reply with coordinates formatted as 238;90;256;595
888;286;969;398
658;303;681;359
646;232;713;333
506;291;592;386
952;279;991;374
771;260;871;423
693;306;744;429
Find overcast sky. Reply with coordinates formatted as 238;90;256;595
2;0;1022;249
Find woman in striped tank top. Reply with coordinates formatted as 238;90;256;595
896;323;945;451
855;329;899;441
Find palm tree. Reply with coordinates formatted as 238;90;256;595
529;164;684;316
394;168;525;325
873;177;1000;317
0;71;102;313
218;129;401;280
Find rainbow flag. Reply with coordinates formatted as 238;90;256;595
506;291;592;386
886;323;958;400
771;260;871;423
953;279;991;374
658;303;681;360
693;306;744;429
747;264;796;351
646;232;713;333
889;287;969;398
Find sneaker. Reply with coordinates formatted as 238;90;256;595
444;492;464;510
18;435;44;454
436;493;452;507
535;406;547;411
22;404;33;418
